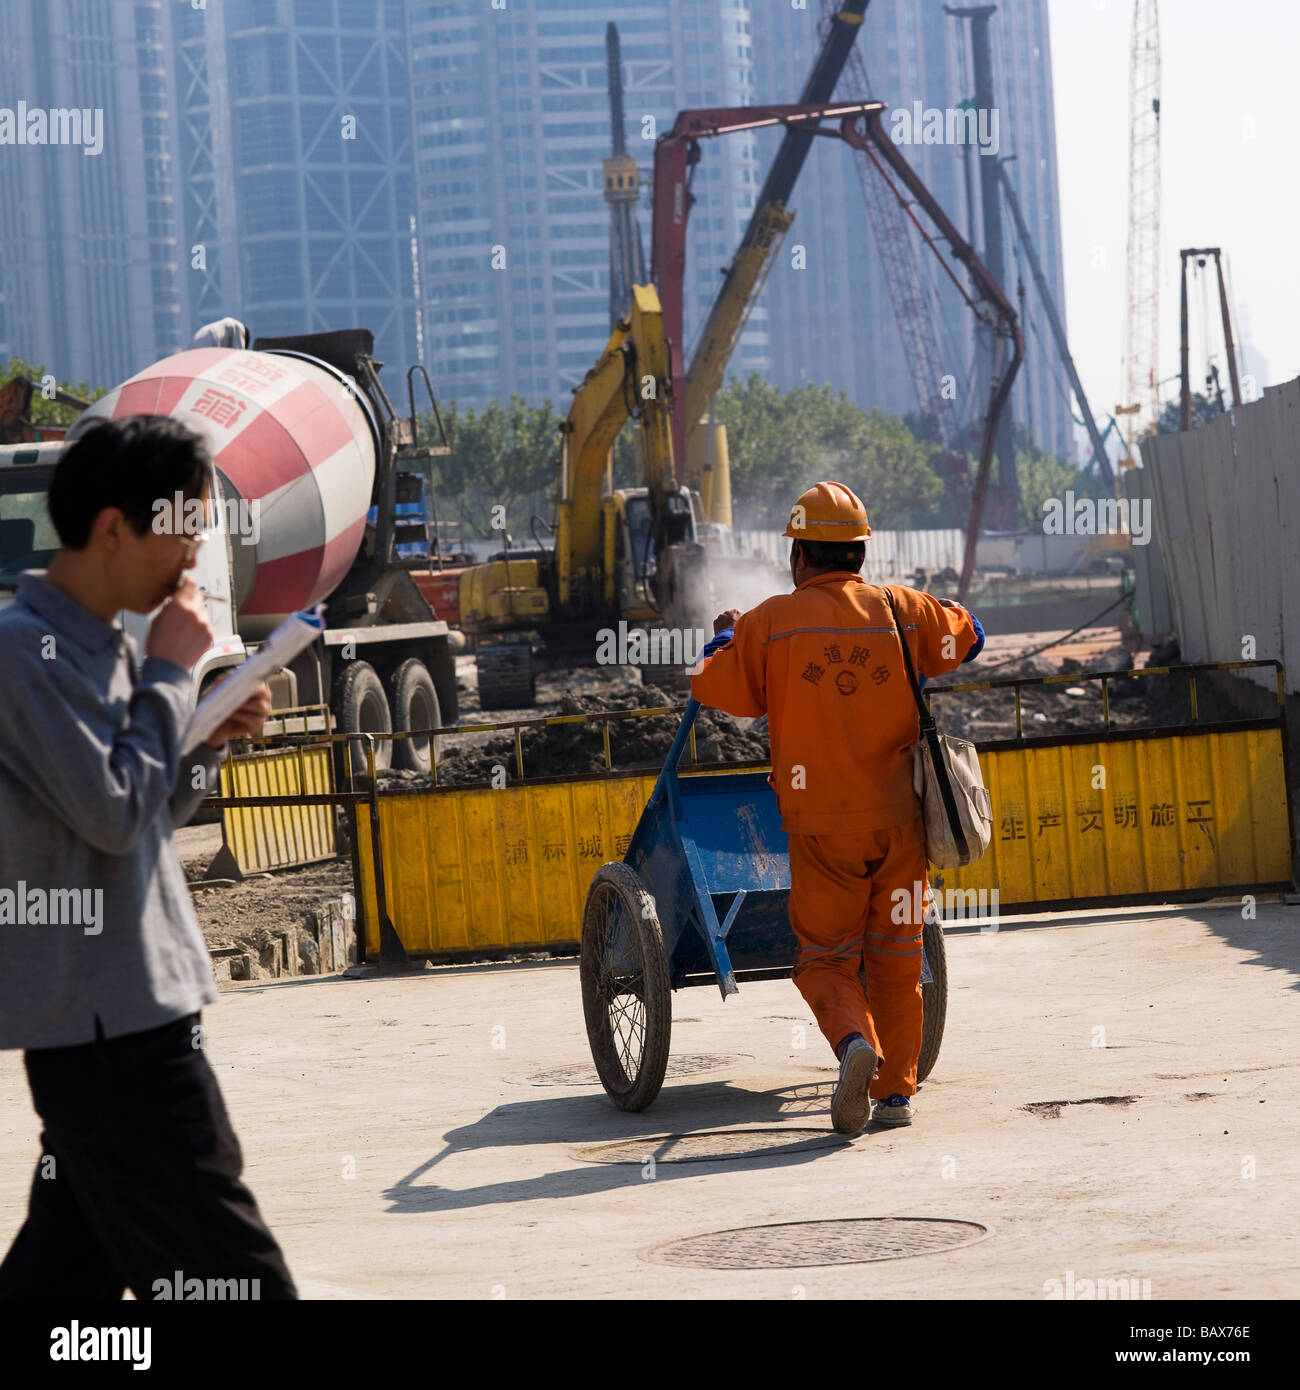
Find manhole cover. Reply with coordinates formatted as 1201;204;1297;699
645;1218;990;1269
573;1128;847;1164
512;1054;751;1087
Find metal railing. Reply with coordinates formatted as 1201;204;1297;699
925;659;1286;743
210;702;771;789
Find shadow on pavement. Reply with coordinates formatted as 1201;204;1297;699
380;1077;903;1213
1197;902;1300;991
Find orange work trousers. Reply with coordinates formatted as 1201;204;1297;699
787;815;929;1099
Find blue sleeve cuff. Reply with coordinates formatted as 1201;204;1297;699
962;613;985;663
139;655;193;689
701;628;734;659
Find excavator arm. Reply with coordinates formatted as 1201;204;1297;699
555;283;676;613
681;200;793;466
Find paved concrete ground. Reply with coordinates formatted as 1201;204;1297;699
2;902;1297;1299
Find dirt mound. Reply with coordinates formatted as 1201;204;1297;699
380;685;770;790
926;646;1188;743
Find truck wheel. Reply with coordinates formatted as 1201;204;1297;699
390;658;440;774
334;661;392;777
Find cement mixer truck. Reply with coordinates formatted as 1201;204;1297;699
0;328;458;774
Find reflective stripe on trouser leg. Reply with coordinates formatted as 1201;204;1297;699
787;831;876;1057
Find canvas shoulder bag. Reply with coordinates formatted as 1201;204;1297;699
883;588;993;869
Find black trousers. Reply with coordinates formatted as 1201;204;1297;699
0;1012;296;1300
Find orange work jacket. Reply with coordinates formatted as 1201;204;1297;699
691;574;979;835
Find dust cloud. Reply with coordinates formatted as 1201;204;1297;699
704;552;792;620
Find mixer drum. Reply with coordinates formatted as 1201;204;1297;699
68;346;377;638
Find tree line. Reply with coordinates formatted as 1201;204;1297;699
426;372;1099;539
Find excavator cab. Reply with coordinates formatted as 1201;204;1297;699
611;485;698;625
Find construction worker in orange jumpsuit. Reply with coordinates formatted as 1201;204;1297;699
691;481;984;1135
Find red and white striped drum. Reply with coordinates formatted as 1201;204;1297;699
69;347;377;638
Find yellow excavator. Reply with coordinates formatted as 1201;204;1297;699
461;284;706;708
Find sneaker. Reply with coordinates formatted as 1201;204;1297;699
830;1037;878;1135
871;1093;914;1127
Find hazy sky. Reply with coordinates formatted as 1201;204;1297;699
1047;0;1295;435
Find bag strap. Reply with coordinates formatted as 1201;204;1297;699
883;587;970;862
883;586;931;726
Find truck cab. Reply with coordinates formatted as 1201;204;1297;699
0;440;251;697
0;325;462;776
0;444;65;608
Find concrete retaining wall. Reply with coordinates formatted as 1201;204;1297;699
209;893;357;986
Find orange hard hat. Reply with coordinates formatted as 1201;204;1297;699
782;480;872;541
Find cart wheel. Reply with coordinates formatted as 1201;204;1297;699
580;862;672;1112
917;904;948;1084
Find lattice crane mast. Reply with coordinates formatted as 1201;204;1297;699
603;23;648;332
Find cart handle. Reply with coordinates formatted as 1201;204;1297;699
662;697;702;775
642;697;702;826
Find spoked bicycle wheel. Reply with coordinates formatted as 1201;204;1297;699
580;861;672;1112
917;899;949;1083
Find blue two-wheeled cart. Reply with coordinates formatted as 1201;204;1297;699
580;699;948;1111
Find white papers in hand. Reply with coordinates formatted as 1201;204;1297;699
183;610;325;754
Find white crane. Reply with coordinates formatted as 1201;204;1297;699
1119;0;1161;462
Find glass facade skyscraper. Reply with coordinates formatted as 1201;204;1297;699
1;0;420;394
0;0;183;388
170;0;418;381
1;0;1068;467
407;0;765;409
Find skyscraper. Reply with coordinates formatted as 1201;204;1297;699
407;0;764;410
0;0;183;389
169;0;418;383
1;0;1068;471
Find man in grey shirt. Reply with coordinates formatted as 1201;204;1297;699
0;415;296;1299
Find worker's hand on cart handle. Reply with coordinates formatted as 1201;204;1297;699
713;608;743;635
146;577;214;671
203;679;273;750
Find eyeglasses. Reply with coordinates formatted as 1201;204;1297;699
176;531;209;557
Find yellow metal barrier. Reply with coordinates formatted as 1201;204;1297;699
356;772;658;956
218;742;336;875
935;726;1291;909
350;662;1293;959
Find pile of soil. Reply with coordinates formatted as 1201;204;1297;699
379;683;770;790
925;647;1201;743
380;646;1215;784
